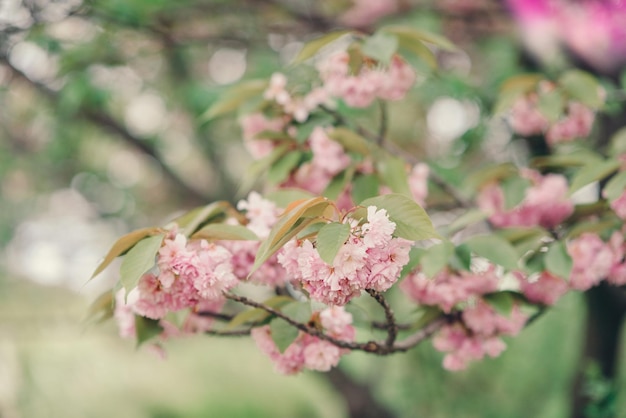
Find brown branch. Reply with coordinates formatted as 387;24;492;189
204;329;251;337
366;289;398;348
0;54;208;205
195;310;234;321
224;292;447;355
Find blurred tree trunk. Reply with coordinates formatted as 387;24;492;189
327;368;397;418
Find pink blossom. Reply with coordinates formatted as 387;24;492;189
264;73;290;104
320;306;354;337
568;233;616;291
608;190;626;219
309;127;350;176
545;102;595;146
239;113;285;159
520;271;569;305
463;301;528;337
114;288;137;339
303;341;342;371
508;93;549;137
340;0;397;27
237;191;281;238
362;206;396;248
477;171;573;229
607;232;626;286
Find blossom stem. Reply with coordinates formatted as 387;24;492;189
366;289;398;348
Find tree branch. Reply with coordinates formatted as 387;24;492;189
366;289;398;348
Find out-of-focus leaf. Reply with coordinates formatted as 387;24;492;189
400;247;426;279
603;170;626;202
559;70;604;109
608;127;626;157
446;209;489;235
328;127;371;155
420;241;454;277
531;151;602;168
569;159;620;194
484;292;516;316
265;189;315;208
361;30;398;65
383;26;457;51
267;151;303;185
119;234;165;293
465;163;517;191
84;290;114;324
269;302;312;352
376;155;412;197
544;241;573;280
501;176;531;209
537;89;564;122
360;194;441;241
201;80;267;121
178;201;233;237
292;30;353;64
135;315;163;347
464;235;520;270
323;168;354;200
352;174;380;204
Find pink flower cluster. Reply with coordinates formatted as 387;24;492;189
317;52;416;108
339;0;397;28
264;73;331;123
129;234;237;320
239;113;286;159
477;170;573;229
400;265;500;313
278;206;412;306
519;271;569;306
434;302;528;371
286;127;351;195
251;306;355;374
508;94;595;145
568;232;626;290
508;0;626;71
221;192;288;286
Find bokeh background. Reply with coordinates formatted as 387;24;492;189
0;0;624;417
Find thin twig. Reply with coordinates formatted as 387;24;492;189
366;289;398;348
195;311;234;321
377;100;388;145
204;329;251;336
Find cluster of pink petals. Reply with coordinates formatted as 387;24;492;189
408;163;430;206
264;73;331;123
251;306;355;374
567;232;626;290
239;112;286;159
507;0;626;71
400;265;499;313
434;300;528;371
285;127;351;195
477;170;573;229
278;206;411;306
545;102;595;146
339;0;397;28
317;52;416;108
519;271;569;306
222;192;288;286
124;234;237;321
508;94;595;145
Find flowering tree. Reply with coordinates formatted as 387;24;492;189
67;0;626;416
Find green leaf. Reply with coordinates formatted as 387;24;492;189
267;151;303;185
559;70;604;109
493;74;543;114
239;143;291;192
609;127;626;157
361;31;398;65
420;241;454;277
446;209;489;235
400;247;425;279
328;127;371;155
201;80;268;121
227;295;294;329
90;227;163;280
265;188;315;208
352;174;380;204
465;163;517;191
537;89;564;122
376;155;412;197
119;234;165;294
501;176;531;209
84;290;114;324
192;224;259;241
316;222;351;265
135;315;163;347
392;31;437;69
292;30;353;64
544;241;573;280
463;235;520;270
484;292;516;316
250;197;332;275
360;194;440;241
323;169;354;200
603;170;626;202
269;302;312;352
450;244;472;271
383;26;457;52
569;159;620;194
